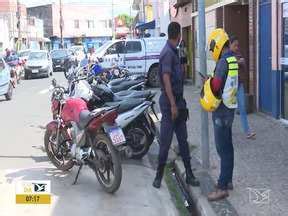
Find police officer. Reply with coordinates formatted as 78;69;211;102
153;22;199;188
200;29;238;201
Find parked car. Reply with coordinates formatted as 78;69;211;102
51;49;75;73
95;37;167;87
24;50;53;79
18;49;31;63
0;57;13;100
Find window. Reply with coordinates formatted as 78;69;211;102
125;41;142;53
51;50;68;58
99;20;111;28
87;20;94;28
99;20;107;29
74;20;79;29
105;41;125;55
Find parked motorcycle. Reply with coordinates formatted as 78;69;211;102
44;80;126;193
68;76;158;159
89;63;146;92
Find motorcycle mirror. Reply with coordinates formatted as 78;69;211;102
51;78;57;87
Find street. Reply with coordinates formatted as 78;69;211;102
0;73;178;216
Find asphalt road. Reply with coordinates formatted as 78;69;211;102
0;72;178;216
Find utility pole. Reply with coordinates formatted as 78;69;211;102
59;0;64;48
198;0;210;169
16;0;21;50
112;0;115;39
142;0;146;22
129;0;132;37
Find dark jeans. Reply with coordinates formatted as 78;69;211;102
158;95;190;166
212;113;235;190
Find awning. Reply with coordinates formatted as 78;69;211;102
135;20;155;31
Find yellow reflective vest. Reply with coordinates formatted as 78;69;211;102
222;56;239;109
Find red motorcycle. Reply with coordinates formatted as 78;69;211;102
44;79;126;193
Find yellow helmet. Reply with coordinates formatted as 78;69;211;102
208;28;229;61
199;78;222;112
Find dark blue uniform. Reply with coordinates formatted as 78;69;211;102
158;41;190;166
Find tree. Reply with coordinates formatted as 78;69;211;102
116;14;134;28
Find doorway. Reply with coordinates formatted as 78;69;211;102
259;0;272;114
282;2;288;120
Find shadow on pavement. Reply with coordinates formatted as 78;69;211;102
0;98;9;103
0;155;49;163
2;162;177;216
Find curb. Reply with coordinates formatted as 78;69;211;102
174;160;217;216
174;156;239;216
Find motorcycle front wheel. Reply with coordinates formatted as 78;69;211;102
44;128;74;171
90;133;122;193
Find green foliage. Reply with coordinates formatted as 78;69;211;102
117;14;134;28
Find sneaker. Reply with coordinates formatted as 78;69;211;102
207;189;229;201
215;182;233;190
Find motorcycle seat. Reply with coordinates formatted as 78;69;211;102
108;76;145;86
105;98;145;114
108;77;125;86
110;80;143;93
78;109;104;129
114;90;154;101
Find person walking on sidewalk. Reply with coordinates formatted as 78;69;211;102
229;36;256;139
152;22;200;189
201;29;238;201
179;40;188;80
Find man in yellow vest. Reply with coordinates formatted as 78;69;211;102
202;29;238;201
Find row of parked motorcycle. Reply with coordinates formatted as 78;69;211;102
44;61;159;193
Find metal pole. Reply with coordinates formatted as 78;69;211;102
112;0;115;39
59;0;64;48
17;0;21;50
143;0;146;22
198;0;210;169
130;0;132;37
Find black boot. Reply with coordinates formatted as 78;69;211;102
152;164;165;189
186;168;200;186
183;160;200;187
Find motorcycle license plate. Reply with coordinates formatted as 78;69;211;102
108;127;126;146
32;69;38;73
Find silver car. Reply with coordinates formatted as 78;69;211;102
24;50;53;79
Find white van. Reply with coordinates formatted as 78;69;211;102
95;37;167;87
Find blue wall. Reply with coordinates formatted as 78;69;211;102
259;0;282;118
